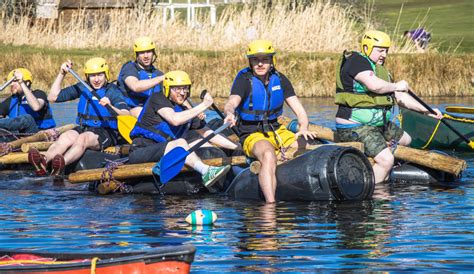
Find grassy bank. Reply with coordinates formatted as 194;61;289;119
371;0;474;53
1;45;472;97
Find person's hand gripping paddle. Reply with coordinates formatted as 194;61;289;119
68;68;136;144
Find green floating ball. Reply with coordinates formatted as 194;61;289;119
185;209;217;225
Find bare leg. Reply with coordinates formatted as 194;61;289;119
252;140;278;203
373;147;395;183
62;132;100;165
164;138;204;170
44;130;79;163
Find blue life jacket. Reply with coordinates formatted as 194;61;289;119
117;61;162;107
235;68;284;122
8;94;56;129
130;103;191;143
76;84;118;129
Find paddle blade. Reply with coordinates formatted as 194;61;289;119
159;146;188;183
117;115;137;144
469;141;474;150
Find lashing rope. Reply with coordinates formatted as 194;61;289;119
99;159;130;193
45;128;61;142
0;143;13;157
420;113;472;149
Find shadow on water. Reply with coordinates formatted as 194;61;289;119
0;97;472;271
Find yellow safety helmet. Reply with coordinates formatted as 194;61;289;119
163;70;192;98
246;39;276;57
8;68;33;84
361;30;391;56
133;36;156;54
246;39;277;67
84;57;110;80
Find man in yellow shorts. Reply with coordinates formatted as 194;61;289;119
223;40;317;203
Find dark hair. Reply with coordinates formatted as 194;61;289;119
403;31;410;36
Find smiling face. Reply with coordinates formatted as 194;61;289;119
136;50;155;67
249;54;273;78
169;85;190;105
368;46;389;65
87;72;107;89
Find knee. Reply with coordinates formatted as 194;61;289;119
173;138;188;147
261;150;277;166
375;151;395;170
74;135;89;150
400;133;412;146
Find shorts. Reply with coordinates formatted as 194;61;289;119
242;125;295;158
74;126;120;150
128;137;169;164
335;122;404;157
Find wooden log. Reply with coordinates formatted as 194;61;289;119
103;145;130;155
21;141;54;152
0;152;29;165
249;142;364;174
393;146;466;176
4;124;76;150
68;155;248;183
1;145;131;165
277;116;335;141
196;103;466;176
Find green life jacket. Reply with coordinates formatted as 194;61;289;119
335;51;394;108
335;51;395;126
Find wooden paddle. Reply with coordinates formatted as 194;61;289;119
68;68;136;144
0;77;15;91
159;122;231;183
407;90;474;150
445;106;474;115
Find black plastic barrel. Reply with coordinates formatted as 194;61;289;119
225;145;375;201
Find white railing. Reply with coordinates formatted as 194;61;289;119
154;0;249;27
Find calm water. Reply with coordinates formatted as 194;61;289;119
0;97;473;272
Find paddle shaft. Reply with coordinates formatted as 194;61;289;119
0;77;15;91
188;122;231;155
68;69;119;117
200;90;241;136
408;90;472;145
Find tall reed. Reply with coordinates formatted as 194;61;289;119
1;48;472;97
1;2;360;53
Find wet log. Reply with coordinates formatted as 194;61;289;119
103;145;130;156
393;146;466;176
277;116;335;141
3;124;76;152
21;141;54;152
0;152;28;165
68;156;248;183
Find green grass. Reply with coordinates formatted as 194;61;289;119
370;0;474;53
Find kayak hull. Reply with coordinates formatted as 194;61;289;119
400;107;473;151
0;245;195;274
